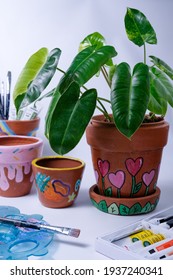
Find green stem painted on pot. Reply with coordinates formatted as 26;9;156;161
117;188;121;198
145;186;149;196
131;176;136;197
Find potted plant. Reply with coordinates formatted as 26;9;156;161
43;8;173;215
0;47;61;136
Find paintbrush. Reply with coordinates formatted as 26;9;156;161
0;216;80;238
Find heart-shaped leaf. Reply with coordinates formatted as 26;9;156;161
111;62;150;138
125;8;157;46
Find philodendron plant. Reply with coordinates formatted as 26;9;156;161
14;7;173;155
46;7;173;154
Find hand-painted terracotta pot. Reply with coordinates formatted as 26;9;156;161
0;136;43;197
0;118;40;136
86;115;169;199
32;156;85;208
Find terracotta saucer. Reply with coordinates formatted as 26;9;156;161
89;184;160;216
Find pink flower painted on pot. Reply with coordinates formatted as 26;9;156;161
142;170;155;186
97;159;110;177
108;171;125;189
125;157;143;176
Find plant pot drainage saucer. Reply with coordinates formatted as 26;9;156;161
89;185;160;216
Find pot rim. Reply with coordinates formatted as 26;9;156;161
0;117;40;124
32;155;85;171
90;114;167;128
0;135;43;149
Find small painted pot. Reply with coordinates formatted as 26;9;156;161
0;118;40;136
32;156;85;208
0;136;43;197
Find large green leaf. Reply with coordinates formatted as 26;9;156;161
111;62;150;138
16;48;61;111
150;55;173;80
58;45;117;94
125;8;157;46
149;66;173;109
13;48;48;109
48;82;97;155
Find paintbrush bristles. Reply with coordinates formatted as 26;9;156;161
69;229;81;238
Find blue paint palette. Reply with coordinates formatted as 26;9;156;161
0;206;54;259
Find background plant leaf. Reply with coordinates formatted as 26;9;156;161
111;62;150;138
13;48;48;110
125;7;157;46
16;48;61;112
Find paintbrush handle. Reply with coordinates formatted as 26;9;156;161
0;217;80;238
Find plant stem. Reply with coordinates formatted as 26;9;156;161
143;43;146;64
101;66;111;88
96;104;112;121
56;67;66;75
98;97;111;104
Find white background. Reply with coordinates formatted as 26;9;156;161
0;0;173;261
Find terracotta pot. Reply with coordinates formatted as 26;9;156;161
32;156;85;208
0;136;43;197
0;118;40;136
89;185;160;215
86;115;169;198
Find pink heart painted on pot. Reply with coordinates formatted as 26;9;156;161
97;159;110;177
125;157;143;176
108;171;125;189
142;170;155;186
94;170;99;183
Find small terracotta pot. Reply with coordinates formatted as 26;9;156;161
32;156;85;208
0;136;43;197
0;118;40;136
86;115;169;198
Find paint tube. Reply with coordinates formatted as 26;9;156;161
124;233;165;252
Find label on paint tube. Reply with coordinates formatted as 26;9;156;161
155;239;173;251
114;230;154;247
125;233;165;252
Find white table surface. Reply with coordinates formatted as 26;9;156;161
0;133;173;261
